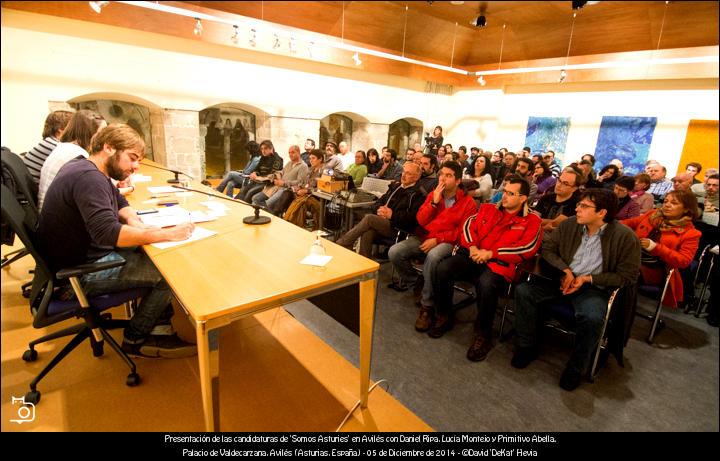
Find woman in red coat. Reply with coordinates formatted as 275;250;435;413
621;189;701;307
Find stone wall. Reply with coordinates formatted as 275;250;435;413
162;109;202;179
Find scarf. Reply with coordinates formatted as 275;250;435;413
649;209;693;235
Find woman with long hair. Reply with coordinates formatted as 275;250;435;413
621;189;701;307
596;164;620;189
425;125;443;157
464;153;493;203
366;148;382;175
630;172;654;214
532;160;557;198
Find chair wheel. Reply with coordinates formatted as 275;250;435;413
126;373;141;387
22;349;38;362
22;288;30;298
91;342;104;357
25;390;41;405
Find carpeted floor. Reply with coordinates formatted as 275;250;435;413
285;262;719;432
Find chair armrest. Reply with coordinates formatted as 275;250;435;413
56;259;126;280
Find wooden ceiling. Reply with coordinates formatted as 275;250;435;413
3;1;718;86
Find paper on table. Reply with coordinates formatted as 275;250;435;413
150;226;217;249
131;174;152;183
299;254;333;267
140;207;217;227
148;186;183;194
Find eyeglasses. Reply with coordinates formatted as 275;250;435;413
576;202;596;210
557;180;576;188
503;190;526;197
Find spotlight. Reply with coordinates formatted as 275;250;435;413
249;28;257;47
273;34;281;49
289;37;297;54
352;52;362;66
471;15;487;27
559;69;567;83
477;76;486;86
231;25;239;44
193;18;203;36
572;1;587;10
308;41;315;58
89;1;109;13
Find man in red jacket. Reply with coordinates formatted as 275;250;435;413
389;161;477;322
427;175;543;362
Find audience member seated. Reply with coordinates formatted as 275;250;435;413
252;145;308;210
581;154;597;180
692;170;719;212
464;153;493;204
532;168;584;233
322;141;344;175
613;175;641;220
36;124;197;358
595;164;620;190
283;149;324;227
429;175;542;361
418;153;439;195
335;162;424;257
512;188;640;391
337;141;354;171
235;140;283;203
300;138;315;166
685;161;703;185
621;189;701;308
630;172;654;214
215;141;261;197
543;150;562;178
671;172;694;193
576;159;600;188
23;110;73;183
389;161;476;314
38;110;107;210
610;158;624;176
531;160;557;202
346;150;368;186
647;163;673;205
366;148;382;175
375;148;403;181
513;157;538;204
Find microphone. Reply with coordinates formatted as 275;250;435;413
140;162;194;184
170;184;271;225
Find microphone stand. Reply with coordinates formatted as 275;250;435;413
170;184;271;225
140;161;194;184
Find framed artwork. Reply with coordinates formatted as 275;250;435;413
594;116;657;175
524;117;571;164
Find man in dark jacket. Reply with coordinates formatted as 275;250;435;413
336;162;424;257
235;139;283;202
511;188;640;391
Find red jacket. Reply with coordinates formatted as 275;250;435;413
415;188;477;244
621;210;701;307
460;203;543;282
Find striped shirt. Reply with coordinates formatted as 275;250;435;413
38;142;90;210
23;136;59;183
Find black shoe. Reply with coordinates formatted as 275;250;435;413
707;315;719;327
427;313;454;338
387;281;409;292
511;347;538;369
122;334;197;359
466;334;493;362
559;365;583;391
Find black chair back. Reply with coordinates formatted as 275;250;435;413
1;147;40;230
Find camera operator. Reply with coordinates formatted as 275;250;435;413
424;125;444;157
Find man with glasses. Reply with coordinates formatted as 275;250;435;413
511;188;640;391
533;168;585;232
426;175;542;362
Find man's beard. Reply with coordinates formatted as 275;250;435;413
106;155;129;181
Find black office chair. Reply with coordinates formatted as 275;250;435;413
1;184;145;405
1;147;40;297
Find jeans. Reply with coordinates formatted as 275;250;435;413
433;253;506;335
80;248;174;344
252;191;269;207
514;279;609;374
388;237;453;305
236;183;264;202
267;189;293;216
216;171;245;197
335;214;393;257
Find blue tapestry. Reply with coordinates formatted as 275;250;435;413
524;117;571;165
594;116;657;175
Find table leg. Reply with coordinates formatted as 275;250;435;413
359;274;378;408
197;322;221;431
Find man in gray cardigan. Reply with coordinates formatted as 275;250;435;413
511;188;640;391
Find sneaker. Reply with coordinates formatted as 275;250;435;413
559;365;583;391
510;347;538;369
427;312;454;338
122;334;197;359
466;334;493;362
415;305;434;332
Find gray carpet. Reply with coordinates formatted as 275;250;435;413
285;262;719;432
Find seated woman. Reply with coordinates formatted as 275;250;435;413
347;150;368;186
613;175;641;220
366;148;382;175
595;164;620;190
283;149;325;229
621;189;701;308
532;160;557;199
630;172;654;214
463;153;492;204
216;141;261;197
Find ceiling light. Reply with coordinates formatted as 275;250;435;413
572;1;587;10
89;1;109;13
289;37;297;54
471;15;487;27
450;1;465;4
231;25;239;44
272;33;281;49
559;69;567;83
352;52;362;66
477;76;486;86
249;28;257;47
193;18;203;36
